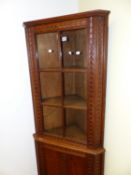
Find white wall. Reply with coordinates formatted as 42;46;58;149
0;1;78;175
79;0;131;175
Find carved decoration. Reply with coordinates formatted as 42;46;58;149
32;19;88;33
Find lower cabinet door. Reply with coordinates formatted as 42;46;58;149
36;143;64;175
36;142;104;175
66;154;88;175
43;148;64;175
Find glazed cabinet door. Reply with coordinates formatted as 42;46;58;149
61;29;88;144
35;28;88;144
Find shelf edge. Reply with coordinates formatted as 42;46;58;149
34;134;105;156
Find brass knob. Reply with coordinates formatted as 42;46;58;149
75;51;81;55
48;49;53;53
68;51;73;55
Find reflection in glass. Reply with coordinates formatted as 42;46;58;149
61;29;87;68
40;72;62;106
64;72;87;109
37;32;60;69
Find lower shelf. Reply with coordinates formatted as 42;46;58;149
66;125;86;143
45;125;86;144
45;126;63;136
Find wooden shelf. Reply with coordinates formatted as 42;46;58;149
34;133;105;156
64;95;87;109
43;96;62;107
45;126;63;136
63;68;87;73
39;68;61;72
65;125;86;144
44;125;86;144
39;68;87;73
42;95;87;110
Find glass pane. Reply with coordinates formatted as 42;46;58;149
64;72;87;109
36;32;61;69
65;108;87;144
40;72;62;106
61;29;87;68
43;106;63;136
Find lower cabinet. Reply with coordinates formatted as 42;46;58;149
35;141;104;175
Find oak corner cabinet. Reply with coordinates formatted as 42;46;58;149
24;10;110;175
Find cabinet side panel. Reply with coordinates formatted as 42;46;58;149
35;141;46;175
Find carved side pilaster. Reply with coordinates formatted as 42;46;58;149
26;28;43;132
87;16;106;147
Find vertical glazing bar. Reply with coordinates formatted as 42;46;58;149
57;31;66;137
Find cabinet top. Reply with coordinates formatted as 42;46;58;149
23;9;110;28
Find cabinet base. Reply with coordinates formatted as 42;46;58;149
35;138;105;175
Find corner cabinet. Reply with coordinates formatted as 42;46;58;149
24;10;110;175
